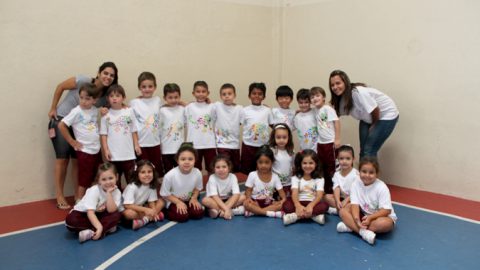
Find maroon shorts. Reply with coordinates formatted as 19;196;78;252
162;154;177;174
65;210;121;237
253;198;273;208
167;202;204;223
282;199;328;215
138;146;164;177
217;148;240;172
317;142;336;194
76;151;102;188
195;148;217;173
240;143;259;175
111;160;135;185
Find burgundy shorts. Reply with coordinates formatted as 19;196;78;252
253;198;273;208
76;151;102;188
217;148;240;173
282;199;328;215
317;142;336;194
240;143;259;175
195;148;217;173
111;160;135;184
162;154;177;174
167;202;204;223
138;146;164;177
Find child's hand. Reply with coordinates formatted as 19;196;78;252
334;138;341;149
223;208;233;220
134;145;142;156
145;208;156;219
103;149;112;161
176;201;188;214
71;140;83;151
304;205;314;218
355;218;366;229
340;199;349;208
105;185;117;194
361;215;372;227
295;206;306;218
189;199;201;210
93;226;103;240
99;107;109;116
96;204;106;212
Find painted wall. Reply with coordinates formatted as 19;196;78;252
282;0;480;200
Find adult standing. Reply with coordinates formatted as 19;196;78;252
329;70;399;159
48;62;118;209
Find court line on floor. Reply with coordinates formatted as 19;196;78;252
393;201;480;224
0;221;65;238
94;221;177;270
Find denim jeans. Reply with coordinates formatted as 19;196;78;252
359;116;399;158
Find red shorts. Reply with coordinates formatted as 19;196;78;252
138;146;164;177
162;154;177;174
76;151;102;188
240;143;259;175
317;142;336;194
195;148;217;173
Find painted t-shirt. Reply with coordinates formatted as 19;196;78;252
314;104;338;144
245;171;283;201
160;167;203;206
185;102;216;149
129;96;162;147
100;108;137;161
271;107;295;130
291;176;324;202
241;105;273;147
293;110;319;151
213;102;242;149
159;105;185;155
61;106;100;154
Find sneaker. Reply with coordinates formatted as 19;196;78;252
336;222;353;233
266;211;283;218
132;218;148;230
359;229;376;245
106;226;117;234
311;214;325;225
232;206;245;216
208;209;220;219
244;210;254;217
78;229;94;243
283;213;298;225
327;207;338;215
156;212;165;222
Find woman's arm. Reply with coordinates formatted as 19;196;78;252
48;77;77;119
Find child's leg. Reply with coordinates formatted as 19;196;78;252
368;217;395;233
162;154;177;174
139;146;165;177
76;151;101;201
310;201;329;216
245;199;282;216
203;148;217;174
282;198;295;214
338;204;361;233
202;196;220;210
323;194;336;208
154;198;165;215
240;144;258;175
194;149;205;172
317;143;335;194
97;211;122;236
122;209;143;220
188;204;204;220
167;203;189;223
65;210;92;232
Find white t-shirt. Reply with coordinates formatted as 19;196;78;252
272;148;294;186
293;110;319;151
291;176;325;202
271;107;295;130
122;183;158;206
185;102;216;149
213;102;243;149
332;168;359;198
350;178;397;221
241;105;273;147
100;108;138;161
61;106;100;155
344;86;399;124
159;105;185;155
205;173;240;199
129;97;162;147
73;184;122;212
245;171;283;201
160;167;203;204
314;104;338;144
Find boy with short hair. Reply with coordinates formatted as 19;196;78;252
271;85;295;130
293;88;319;152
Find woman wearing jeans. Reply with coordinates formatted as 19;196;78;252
328;70;399;158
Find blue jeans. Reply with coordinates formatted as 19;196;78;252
359;116;399;158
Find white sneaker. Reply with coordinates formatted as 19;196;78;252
327;207;338;215
311;214;325;225
359;229;376;245
266;211;283;218
244;210;254;217
232;206;245;216
78;229;94;243
283;213;298;225
336;222;353;233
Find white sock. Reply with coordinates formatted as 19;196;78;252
266;211;283;218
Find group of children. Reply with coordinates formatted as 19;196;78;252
63;71;396;245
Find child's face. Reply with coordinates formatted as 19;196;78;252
274;128;289;149
177;151;195;174
301;155;316;177
193;86;209;102
297;98;311;113
164;91;181;106
256;155;272;174
79;91;97;110
98;169;117;191
220;88;236;105
330;75;346;96
98;67;116;87
359;163;377;186
310;94;325;108
276;96;292;109
337;151;354;171
108;92;125;109
139;79;156;98
214;159;230;179
138;165;154;185
249;88;265;105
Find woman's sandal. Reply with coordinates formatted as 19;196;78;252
56;201;71;210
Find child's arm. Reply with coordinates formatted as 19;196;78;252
224;194;240;209
100;135;111;161
333;187;342;209
305;190;324;217
132;131;142;156
276;188;287;204
291;188;306;218
351;204;365;229
333;119;341;148
244;187;254;204
105;186;118;213
58;122;82;151
125;203;157;219
361;208;391;227
86;210;103;240
189;188;202;210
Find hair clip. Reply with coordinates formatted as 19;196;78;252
134;164;138;171
274;123;288;129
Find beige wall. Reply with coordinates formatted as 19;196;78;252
0;0;478;206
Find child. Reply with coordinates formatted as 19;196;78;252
310;86;340;194
159;83;185;173
184;81;217;174
202;155;246;219
129;72;164;177
324;145;359;215
243;145;286;218
269;123;294;196
293;88;319;152
271;85;295;130
240;82;273;175
58;83;102;200
100;85;141;188
159;143;204;222
282;150;328;225
122;160;165;230
337;157;397;245
213;83;243;172
65;163;122;243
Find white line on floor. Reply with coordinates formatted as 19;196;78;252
0;221;65;238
